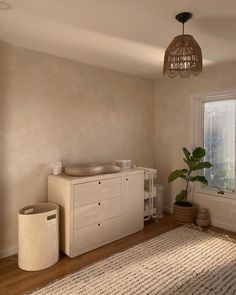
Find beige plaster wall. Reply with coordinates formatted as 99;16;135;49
0;42;155;257
155;63;236;232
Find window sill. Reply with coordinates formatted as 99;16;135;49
194;188;236;204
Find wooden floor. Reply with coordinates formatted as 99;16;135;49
0;214;235;295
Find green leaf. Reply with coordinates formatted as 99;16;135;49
189;155;200;162
183;158;191;167
192;147;206;159
189;175;208;185
194;161;212;170
182;147;190;160
184;158;198;170
176;190;187;202
168;169;188;183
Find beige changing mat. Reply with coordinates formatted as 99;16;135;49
65;164;121;176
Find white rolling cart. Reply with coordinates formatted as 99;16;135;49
141;168;163;222
143;168;158;221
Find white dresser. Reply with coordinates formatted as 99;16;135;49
48;169;144;258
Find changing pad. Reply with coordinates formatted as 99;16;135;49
65;164;121;177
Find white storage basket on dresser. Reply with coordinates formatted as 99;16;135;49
48;169;144;258
18;203;59;271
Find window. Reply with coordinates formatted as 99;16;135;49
194;92;236;199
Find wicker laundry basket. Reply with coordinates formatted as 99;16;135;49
18;203;59;271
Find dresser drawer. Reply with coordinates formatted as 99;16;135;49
74;177;121;207
74;216;122;252
74;197;121;229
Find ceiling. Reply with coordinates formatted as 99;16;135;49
1;0;236;79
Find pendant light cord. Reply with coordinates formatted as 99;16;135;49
182;23;185;35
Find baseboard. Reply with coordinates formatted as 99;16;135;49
211;219;236;233
0;247;17;259
164;206;173;214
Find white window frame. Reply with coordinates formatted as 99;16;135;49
193;90;236;201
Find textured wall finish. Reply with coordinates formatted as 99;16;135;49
0;42;155;257
155;63;236;231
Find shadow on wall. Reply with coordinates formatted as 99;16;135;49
195;16;236;66
196;16;236;42
0;46;53;254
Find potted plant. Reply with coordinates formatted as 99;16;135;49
168;147;212;224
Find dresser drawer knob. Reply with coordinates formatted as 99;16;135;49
98;202;101;205
98;181;101;184
98;223;101;226
126;178;128;181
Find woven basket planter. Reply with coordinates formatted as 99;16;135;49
173;203;194;225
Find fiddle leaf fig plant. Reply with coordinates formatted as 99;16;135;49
168;147;212;204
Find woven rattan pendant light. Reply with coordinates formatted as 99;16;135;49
163;12;202;78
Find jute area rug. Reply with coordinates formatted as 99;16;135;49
30;226;236;295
